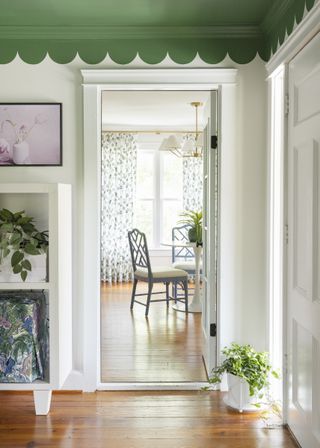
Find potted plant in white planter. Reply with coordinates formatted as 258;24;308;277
0;208;49;282
178;210;202;244
208;343;279;412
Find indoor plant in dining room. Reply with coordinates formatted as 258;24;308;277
0;208;49;282
179;210;202;244
208;343;279;412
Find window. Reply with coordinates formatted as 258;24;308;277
134;149;183;248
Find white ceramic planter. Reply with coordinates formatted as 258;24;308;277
13;141;29;165
0;253;47;283
224;373;261;413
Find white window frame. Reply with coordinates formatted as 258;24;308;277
135;147;183;249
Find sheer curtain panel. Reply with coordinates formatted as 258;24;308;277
101;133;137;283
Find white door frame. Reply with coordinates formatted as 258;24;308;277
266;2;320;423
81;68;238;392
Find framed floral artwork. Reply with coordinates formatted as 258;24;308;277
0;103;62;166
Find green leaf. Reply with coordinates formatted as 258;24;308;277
24;243;40;256
11;250;24;267
3;247;10;258
0;209;14;222
10;233;22;246
20;270;27;282
22;223;36;234
13;263;22;274
1;223;14;232
17;216;33;225
13;210;25;219
21;259;32;271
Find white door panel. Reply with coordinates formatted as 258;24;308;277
202;90;218;375
287;31;320;448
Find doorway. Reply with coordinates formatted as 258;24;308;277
100;90;211;383
82;68;237;391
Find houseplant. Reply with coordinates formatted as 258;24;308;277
178;210;202;244
0;208;49;282
208;343;279;412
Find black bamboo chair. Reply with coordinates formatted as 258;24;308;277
128;228;188;316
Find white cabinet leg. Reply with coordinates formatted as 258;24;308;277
33;390;52;415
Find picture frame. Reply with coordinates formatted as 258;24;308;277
0;103;62;166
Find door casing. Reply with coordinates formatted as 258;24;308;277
81;68;238;392
266;2;320;429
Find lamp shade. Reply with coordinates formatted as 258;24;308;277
196;132;204;148
182;139;195;155
159;138;169;151
166;134;181;150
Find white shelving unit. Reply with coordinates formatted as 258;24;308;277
0;183;72;415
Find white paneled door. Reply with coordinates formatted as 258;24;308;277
287;32;320;448
202;90;218;375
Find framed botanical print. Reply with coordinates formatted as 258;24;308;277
0;103;62;166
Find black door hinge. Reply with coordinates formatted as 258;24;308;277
210;323;217;337
211;135;218;149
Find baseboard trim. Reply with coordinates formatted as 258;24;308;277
97;382;216;391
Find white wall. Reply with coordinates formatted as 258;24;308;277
0;54;267;387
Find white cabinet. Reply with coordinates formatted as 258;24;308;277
0;183;72;414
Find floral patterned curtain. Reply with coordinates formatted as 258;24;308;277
101;133;137;283
182;135;203;212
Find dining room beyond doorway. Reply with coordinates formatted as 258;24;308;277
100;90;210;383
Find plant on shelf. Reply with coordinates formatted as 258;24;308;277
207;343;279;412
178;210;202;244
0;208;49;282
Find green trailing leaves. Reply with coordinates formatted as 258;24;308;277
13;263;22;274
24;243;40;256
1;223;14;232
20;270;28;282
208;343;279;397
11;251;24;267
21;259;32;271
0;209;14;222
0;208;49;281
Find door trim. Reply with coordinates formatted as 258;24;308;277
266;2;320;75
266;1;320;426
81;68;238;392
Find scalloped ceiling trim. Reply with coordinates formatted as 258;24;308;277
0;0;316;65
266;0;317;57
0;38;266;65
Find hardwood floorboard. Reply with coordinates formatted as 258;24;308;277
101;282;208;382
0;391;298;448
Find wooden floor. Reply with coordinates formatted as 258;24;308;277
0;391;298;448
101;282;208;382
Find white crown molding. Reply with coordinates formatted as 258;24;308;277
266;1;320;75
261;0;294;35
0;25;262;40
81;68;238;87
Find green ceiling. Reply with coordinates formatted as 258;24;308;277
0;0;316;64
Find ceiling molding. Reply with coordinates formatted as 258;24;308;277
261;0;294;35
266;1;320;74
0;25;262;40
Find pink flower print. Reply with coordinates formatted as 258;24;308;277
0;316;11;329
0;138;10;162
